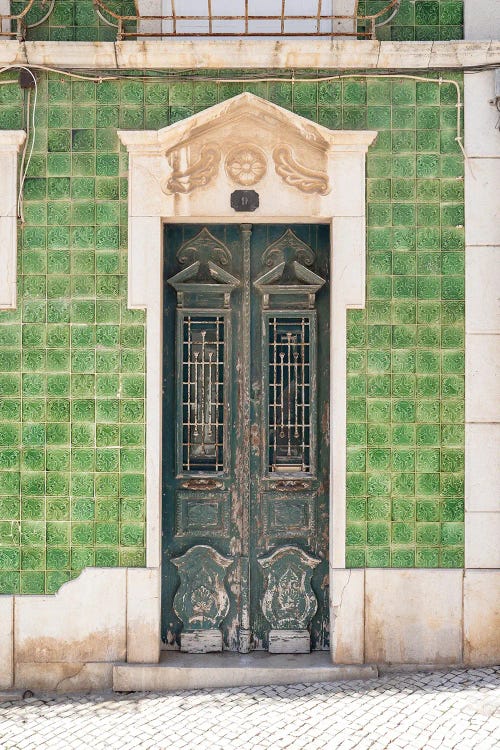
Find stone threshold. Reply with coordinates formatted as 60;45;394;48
113;652;378;692
0;40;498;70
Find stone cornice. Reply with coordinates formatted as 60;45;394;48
0;39;498;70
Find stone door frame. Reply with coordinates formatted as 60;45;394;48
118;93;377;659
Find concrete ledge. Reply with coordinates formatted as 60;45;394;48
113;652;378;692
0;40;498;70
15;662;113;693
0;691;24;702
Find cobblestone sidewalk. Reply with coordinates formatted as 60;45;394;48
0;667;499;750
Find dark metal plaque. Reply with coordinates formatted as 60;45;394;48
231;190;259;212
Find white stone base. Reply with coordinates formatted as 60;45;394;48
330;568;499;668
464;570;500;666
1;566;499;692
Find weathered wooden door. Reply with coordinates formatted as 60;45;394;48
162;224;330;653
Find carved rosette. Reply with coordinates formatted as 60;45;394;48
163;143;221;194
225;144;267;186
258;545;320;630
273;144;329;195
172;545;233;629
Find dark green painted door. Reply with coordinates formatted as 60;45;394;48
162;224;330;653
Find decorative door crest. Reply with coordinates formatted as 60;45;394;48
172;544;233;653
225;144;267;187
168;228;240;309
254;230;325;309
258;545;320;653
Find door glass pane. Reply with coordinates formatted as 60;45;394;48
268;316;311;473
182;314;225;472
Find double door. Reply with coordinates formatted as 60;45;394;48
162;224;330;653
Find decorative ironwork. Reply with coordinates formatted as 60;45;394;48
0;0;56;40
0;1;401;41
167;228;240;475
93;1;401;40
180;315;225;473
268;317;312;474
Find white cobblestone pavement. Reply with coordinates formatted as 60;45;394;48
0;667;499;750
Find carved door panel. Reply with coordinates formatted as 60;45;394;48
162;224;330;653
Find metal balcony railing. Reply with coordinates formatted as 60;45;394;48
95;1;401;40
0;1;401;41
0;0;55;39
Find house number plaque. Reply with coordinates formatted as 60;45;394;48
231;190;259;212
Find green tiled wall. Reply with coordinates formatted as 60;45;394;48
7;1;463;42
10;1;136;41
360;1;463;40
347;75;465;569
0;70;464;594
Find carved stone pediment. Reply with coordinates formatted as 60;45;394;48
153;94;334;196
119;93;375;216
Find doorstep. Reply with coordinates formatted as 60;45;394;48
113;651;378;692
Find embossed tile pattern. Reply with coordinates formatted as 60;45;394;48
346;74;465;568
9;1;137;41
360;0;463;41
0;71;464;592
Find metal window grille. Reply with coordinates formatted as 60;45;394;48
268;317;311;474
182;315;225;473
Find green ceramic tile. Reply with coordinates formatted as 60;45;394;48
120;523;144;547
441;498;464;522
416;522;440;545
0;63;466;591
120;498;145;522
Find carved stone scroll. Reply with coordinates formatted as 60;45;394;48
258;545;320;653
172;544;233;652
163;143;221;194
273;144;329;195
